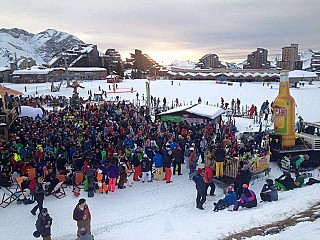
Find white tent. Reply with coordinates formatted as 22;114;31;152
19;106;43;119
159;103;225;121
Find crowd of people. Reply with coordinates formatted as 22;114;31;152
0;93;319;239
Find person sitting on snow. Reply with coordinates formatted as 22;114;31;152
213;185;237;212
274;172;295;191
233;184;257;211
290;154;309;170
77;227;94;240
293;171;304;188
260;179;278;202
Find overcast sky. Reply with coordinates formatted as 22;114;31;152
1;0;319;65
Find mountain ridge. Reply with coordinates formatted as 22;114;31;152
0;28;84;67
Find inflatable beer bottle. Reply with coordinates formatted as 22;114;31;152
273;71;296;147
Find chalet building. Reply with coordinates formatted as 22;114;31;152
0;67;11;83
243;48;270;69
17;57;37;69
10;66;106;83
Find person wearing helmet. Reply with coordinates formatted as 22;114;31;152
260;179;278;202
233;184;257;211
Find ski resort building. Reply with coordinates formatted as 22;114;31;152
10;66;107;83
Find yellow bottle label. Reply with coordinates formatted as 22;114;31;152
274;105;288;134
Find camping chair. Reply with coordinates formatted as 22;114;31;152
56;174;67;187
0;186;22;208
51;182;66;199
74;172;84;189
27;168;37;180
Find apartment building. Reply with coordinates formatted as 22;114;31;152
127;49;162;78
243;48;269;69
198;53;221;69
279;44;302;70
311;51;320;74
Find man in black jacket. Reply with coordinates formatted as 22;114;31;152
31;177;45;215
215;144;226;178
193;168;206;210
35;208;52;240
172;145;183;175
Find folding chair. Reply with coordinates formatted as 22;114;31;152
56;174;67;187
0;186;22;208
27;168;37;180
74;172;84;189
51;182;66;199
14;177;28;199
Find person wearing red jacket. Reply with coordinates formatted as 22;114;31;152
203;165;216;196
249;104;255;118
73;198;92;238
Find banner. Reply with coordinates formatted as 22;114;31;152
146;81;150;109
161;115;181;122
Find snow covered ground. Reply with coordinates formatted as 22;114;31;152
0;79;320;240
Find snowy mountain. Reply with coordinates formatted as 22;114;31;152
0;28;84;67
170;60;198;69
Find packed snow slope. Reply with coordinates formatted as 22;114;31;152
3;79;320;122
1;163;320;240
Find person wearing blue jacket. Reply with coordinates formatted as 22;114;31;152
213;186;237;211
193;168;206;210
153;152;164;181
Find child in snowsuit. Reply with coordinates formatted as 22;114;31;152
260;179;278;202
233;184;257;211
